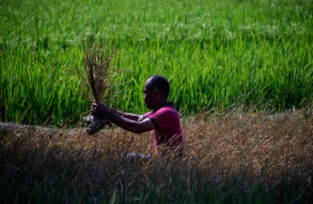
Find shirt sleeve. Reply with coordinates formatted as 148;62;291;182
148;108;175;131
143;111;152;119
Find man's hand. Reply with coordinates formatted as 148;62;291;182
90;103;110;119
90;103;155;134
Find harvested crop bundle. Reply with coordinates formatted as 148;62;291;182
82;44;115;135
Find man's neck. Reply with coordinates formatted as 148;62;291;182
152;101;173;113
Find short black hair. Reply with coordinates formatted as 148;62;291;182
150;75;170;97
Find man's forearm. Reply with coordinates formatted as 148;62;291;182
116;110;143;121
106;110;143;133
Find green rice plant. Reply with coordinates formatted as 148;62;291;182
0;0;312;125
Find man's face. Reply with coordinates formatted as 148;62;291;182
143;79;156;109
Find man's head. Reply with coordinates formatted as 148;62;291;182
143;75;170;110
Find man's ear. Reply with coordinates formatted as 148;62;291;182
153;89;159;96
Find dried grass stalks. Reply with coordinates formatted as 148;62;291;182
83;44;114;104
83;44;115;134
0;110;312;202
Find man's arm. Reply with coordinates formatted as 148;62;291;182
112;109;144;121
91;103;154;134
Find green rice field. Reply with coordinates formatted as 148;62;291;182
1;0;312;126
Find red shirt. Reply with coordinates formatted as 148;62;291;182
144;102;183;155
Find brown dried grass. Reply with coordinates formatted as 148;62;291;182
83;44;115;104
0;110;312;202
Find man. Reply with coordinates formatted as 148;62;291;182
90;75;183;157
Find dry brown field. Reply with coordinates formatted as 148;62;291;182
1;110;312;202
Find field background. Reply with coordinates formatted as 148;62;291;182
1;0;313;203
1;0;312;126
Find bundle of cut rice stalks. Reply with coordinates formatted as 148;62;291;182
82;44;115;135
